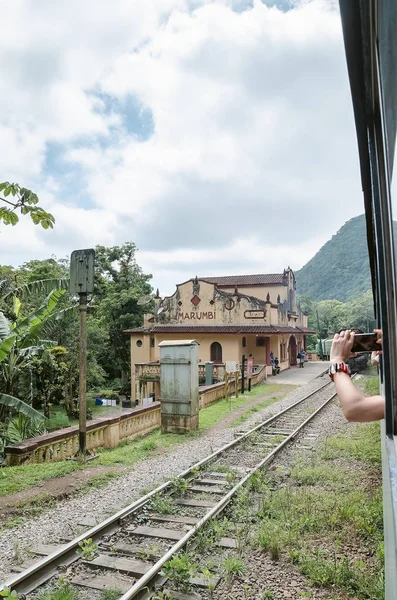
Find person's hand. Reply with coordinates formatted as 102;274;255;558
374;329;383;353
330;330;357;363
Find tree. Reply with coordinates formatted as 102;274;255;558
93;243;153;388
0;290;67;422
0;182;55;229
19;347;72;417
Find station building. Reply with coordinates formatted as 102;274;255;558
124;268;315;401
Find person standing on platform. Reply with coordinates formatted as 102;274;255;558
298;349;305;368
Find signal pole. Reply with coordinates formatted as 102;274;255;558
70;249;95;459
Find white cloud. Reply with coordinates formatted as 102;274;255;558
0;0;372;292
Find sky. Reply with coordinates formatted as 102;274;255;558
0;0;392;296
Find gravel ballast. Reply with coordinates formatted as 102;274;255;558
0;375;344;583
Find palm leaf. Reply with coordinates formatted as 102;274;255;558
14;289;66;341
1;277;69;301
17;341;57;359
0;393;46;421
0;334;16;362
0;311;10;340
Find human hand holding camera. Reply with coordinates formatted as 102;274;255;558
330;330;357;364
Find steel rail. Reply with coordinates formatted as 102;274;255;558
2;376;332;595
120;386;339;600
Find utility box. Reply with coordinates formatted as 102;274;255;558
205;361;213;385
159;340;199;433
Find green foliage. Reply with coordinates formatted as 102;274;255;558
0;587;19;598
0;394;46;422
37;580;78;600
77;537;98;561
150;495;175;514
98;589;122;600
365;376;380;395
294;549;384;598
18;346;71;413
0;289;69;429
93;243;153;385
296;215;372;301
170;476;189;496
4;413;46;445
162;552;197;593
1;244;152;405
222;556;246;578
0;182;55;229
296;214;397;306
299;291;376;343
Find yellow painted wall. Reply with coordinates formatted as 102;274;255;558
153;333;241;363
159;280;270;326
219;284;287;304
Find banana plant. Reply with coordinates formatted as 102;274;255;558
0;289;69;422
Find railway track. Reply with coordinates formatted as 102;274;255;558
1;374;339;600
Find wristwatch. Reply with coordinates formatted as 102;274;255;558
328;362;351;381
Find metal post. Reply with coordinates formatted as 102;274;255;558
79;292;88;456
316;310;324;360
241;355;245;394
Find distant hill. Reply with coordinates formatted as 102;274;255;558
296;215;377;302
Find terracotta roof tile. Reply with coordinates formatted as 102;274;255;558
202;274;285;286
124;324;315;335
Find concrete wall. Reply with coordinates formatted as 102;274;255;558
6;403;161;466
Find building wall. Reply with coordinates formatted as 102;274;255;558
158;280;270;326
150;277;307;329
130;331;302;369
219;284;287;304
129;269;309;400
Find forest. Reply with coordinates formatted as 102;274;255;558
0;243;153;449
298;289;376;351
295;214;397;301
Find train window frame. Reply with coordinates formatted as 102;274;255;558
338;1;397;596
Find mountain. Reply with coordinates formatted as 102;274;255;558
296;215;374;302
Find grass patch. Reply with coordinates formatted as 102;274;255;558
75;471;120;493
0;461;85;497
37;580;78;600
321;421;381;466
252;421;383;599
229;396;282;427
2;516;26;529
199;383;295;430
292;549;384;598
99;591;123;600
364;375;380;396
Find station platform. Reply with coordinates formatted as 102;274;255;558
270;361;331;386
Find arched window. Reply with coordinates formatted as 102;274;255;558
210;341;223;363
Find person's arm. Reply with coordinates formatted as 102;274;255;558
330;330;384;422
333;371;384;421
